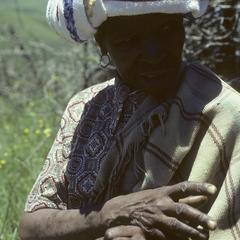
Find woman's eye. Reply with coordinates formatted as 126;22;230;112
115;36;136;45
160;22;181;36
162;25;170;32
122;38;132;43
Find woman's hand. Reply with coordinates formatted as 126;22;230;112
95;226;145;240
101;181;217;240
104;225;146;240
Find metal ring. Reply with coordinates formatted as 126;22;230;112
100;54;110;68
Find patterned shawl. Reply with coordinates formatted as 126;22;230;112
90;62;240;240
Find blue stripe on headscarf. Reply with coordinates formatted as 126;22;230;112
63;0;83;43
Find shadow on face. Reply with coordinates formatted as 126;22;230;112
95;13;185;99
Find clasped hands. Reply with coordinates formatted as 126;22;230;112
99;181;217;240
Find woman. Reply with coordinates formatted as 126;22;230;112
20;0;240;239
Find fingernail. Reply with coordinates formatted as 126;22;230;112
208;220;217;230
207;185;217;194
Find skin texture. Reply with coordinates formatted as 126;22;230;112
19;182;217;240
20;14;217;240
101;182;217;240
19;208;106;240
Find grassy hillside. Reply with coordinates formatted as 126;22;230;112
0;96;59;240
0;0;72;47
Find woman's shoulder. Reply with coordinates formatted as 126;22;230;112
184;62;240;101
184;62;240;120
186;62;239;93
60;78;115;128
69;78;115;105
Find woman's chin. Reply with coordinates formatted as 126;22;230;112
120;69;180;95
139;72;178;87
136;72;181;98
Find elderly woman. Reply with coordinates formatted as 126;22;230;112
20;0;240;240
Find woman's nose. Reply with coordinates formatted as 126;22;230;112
144;38;158;58
141;38;166;63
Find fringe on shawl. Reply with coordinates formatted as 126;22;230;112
91;106;168;204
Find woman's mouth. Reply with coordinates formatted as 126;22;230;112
139;69;173;78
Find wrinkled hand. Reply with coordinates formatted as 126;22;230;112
101;181;217;240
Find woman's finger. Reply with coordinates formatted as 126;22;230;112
178;195;208;207
144;228;167;240
132;214;167;239
104;225;142;239
136;212;208;240
112;238;129;240
168;181;217;200
157;215;209;240
167;202;217;230
132;236;146;240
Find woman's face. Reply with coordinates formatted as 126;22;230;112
96;13;185;98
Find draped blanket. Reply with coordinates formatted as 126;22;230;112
90;63;240;240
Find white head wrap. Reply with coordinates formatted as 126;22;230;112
46;0;209;43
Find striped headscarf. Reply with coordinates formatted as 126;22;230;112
46;0;209;43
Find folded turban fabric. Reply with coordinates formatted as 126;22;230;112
47;0;209;43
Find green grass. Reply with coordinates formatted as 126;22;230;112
0;0;73;47
0;97;59;240
0;1;91;239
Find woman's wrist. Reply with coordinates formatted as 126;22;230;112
101;195;132;228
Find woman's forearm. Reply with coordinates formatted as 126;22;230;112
19;194;131;240
19;182;217;240
19;208;106;240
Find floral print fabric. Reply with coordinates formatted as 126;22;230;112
24;78;145;212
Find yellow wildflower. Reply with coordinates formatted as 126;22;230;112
23;128;30;135
0;160;6;169
35;129;41;135
4;152;9;157
0;160;6;165
43;128;52;138
38;119;44;128
51;74;59;81
29;101;35;108
4;124;10;131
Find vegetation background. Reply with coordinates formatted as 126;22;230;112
0;0;239;239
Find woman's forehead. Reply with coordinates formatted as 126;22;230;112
102;13;183;35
